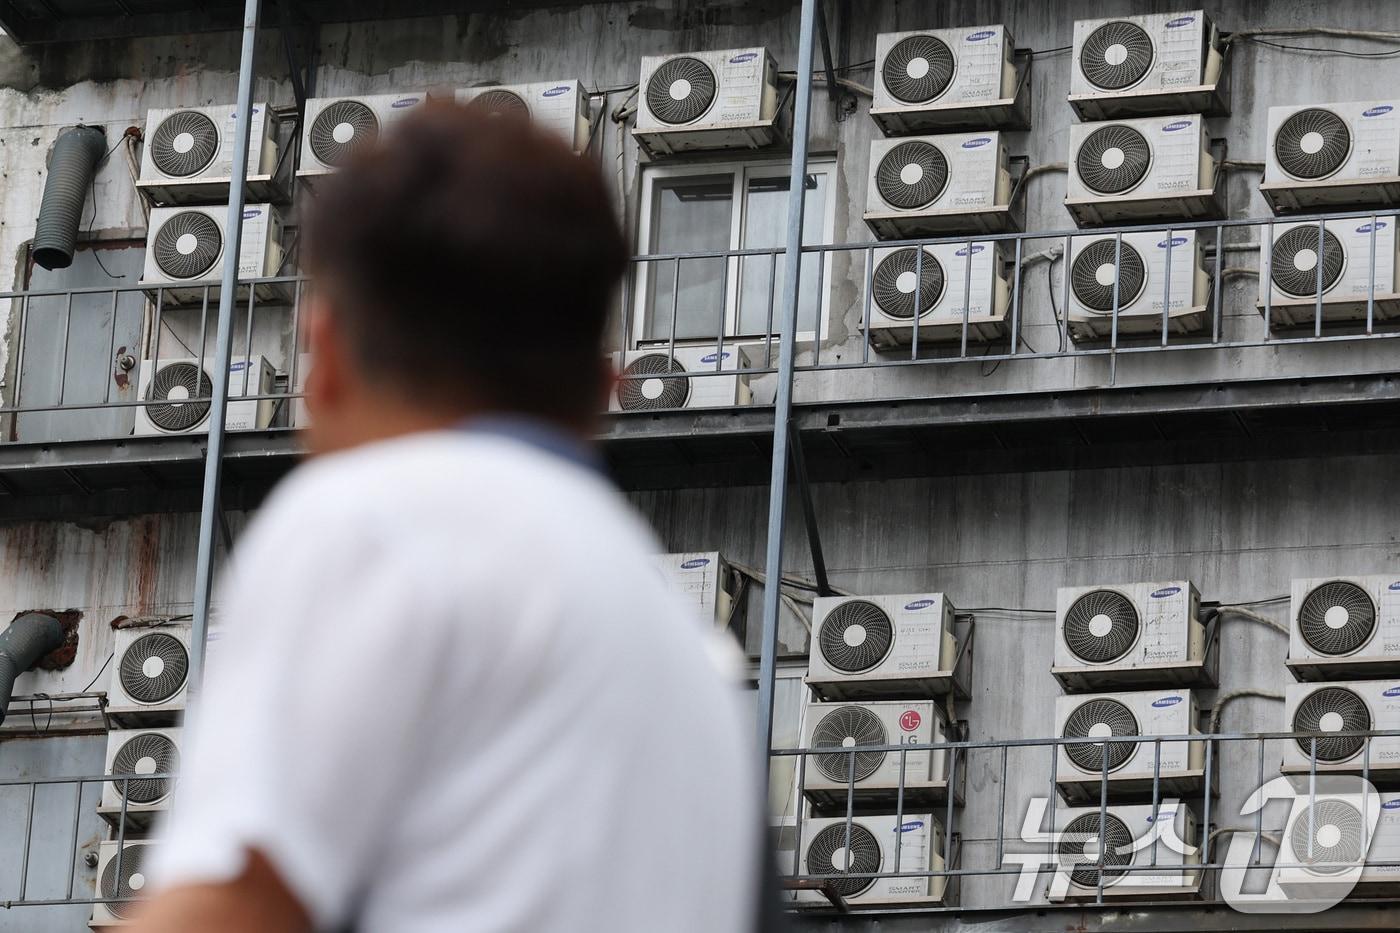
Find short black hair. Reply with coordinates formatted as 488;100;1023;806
305;101;626;425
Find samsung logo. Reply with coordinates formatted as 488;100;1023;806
1162;120;1193;133
955;244;986;256
1152;695;1184;708
1364;105;1394;118
699;352;731;363
1384;686;1400;697
1358;221;1389;233
1151;586;1182;599
229;361;250;372
899;820;925;833
1158;236;1188;249
905;599;937;611
962;137;992;149
1390;582;1400;591
1384;799;1400;810
391;96;421;108
1165;15;1196;27
1146;810;1177;822
242;208;261;219
543;85;571;97
680;558;711;569
729;52;759;64
965;30;996;42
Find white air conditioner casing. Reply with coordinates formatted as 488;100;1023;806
1048;802;1200;901
1283;681;1400;777
635;48;781;154
1054;690;1203;791
1066;230;1211;340
91;840;156;927
456;80;592;153
870;25;1020;134
864;132;1013;238
1065;114;1217;225
140;203;284;305
1278;791;1400;892
1263;101;1400;212
1053;582;1204;689
801;700;953;808
133;356;275;436
865;242;1010;348
100;727;181;826
107;624;191;725
652;552;741;630
298;92;426;176
139;102;278;185
1069;11;1224;119
795;814;948;907
1288;575;1400;679
1260;218;1400;327
806;594;958;701
290;351;311;429
610;345;752;411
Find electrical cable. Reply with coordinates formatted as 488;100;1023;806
1210;689;1285;735
80;651;114;693
1217;605;1289;635
84;133;133;280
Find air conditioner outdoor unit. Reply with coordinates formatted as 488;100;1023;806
610;345;752;411
1288;576;1400;680
1054;690;1204;802
1283;681;1400;778
1262;101;1400;212
107;624;191;726
140;204;285;305
91;840;155;927
1260;218;1400;328
100;727;181;828
290;351;311;429
795;814;948;907
651;552;742;631
1069;11;1225;119
869;25;1023;134
1278;791;1400;893
138;102;279;200
298;92;426;176
1053;582;1206;691
1065;114;1218;226
800;700;954;810
806;594;959;701
1048;802;1201;901
133;356;276;436
456;80;592;154
864;242;1010;349
864;132;1015;238
1065;230;1211;341
634;48;782;155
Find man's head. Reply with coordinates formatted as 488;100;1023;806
302;102;626;454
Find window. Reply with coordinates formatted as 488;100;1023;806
634;159;837;347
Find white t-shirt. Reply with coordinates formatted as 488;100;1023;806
152;429;760;933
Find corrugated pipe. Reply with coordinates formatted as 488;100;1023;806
0;613;63;726
32;125;107;271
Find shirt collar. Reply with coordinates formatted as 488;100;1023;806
458;415;604;476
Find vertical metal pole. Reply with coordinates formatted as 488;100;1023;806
190;0;262;693
754;0;817;763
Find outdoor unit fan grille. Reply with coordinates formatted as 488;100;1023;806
1275;108;1352;180
646;57;718;125
818;600;896;674
1071;240;1147;314
1298;581;1377;657
1063;590;1141;664
882;35;956;105
618;354;690;410
469;89;530;119
310;99;380;167
1293;686;1370;763
100;845;150;920
872;248;945;320
143;362;214;433
1270;226;1345;298
876;141;950;210
1080;21;1155;91
1076;124;1152;195
118;632;190;705
152;211;223;280
812;705;890;782
1291;800;1365;875
1059;812;1134;888
150;111;220;177
111;732;179;805
806;823;882;898
1063;698;1140;773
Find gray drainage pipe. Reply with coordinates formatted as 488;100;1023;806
0;613;63;727
32;125;107;271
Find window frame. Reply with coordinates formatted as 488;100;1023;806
632;156;839;349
